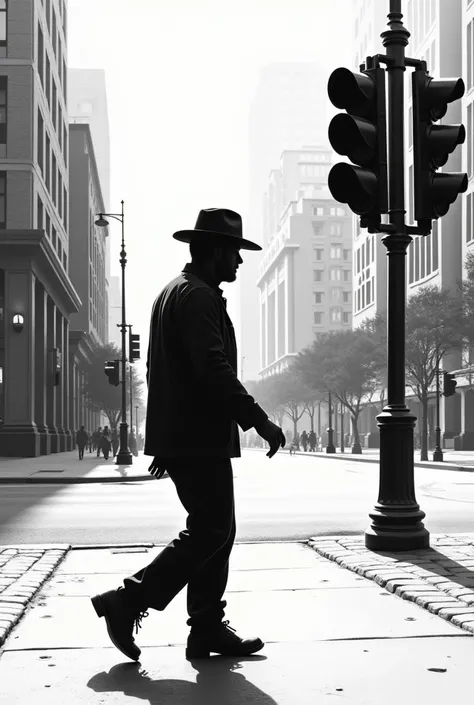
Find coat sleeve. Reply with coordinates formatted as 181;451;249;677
177;287;268;432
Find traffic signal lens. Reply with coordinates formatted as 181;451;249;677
328;114;376;163
328;68;375;116
328;163;377;214
428;78;465;120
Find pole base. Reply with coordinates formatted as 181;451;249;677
351;442;362;454
433;448;443;461
367;405;430;551
326;446;336;453
115;450;133;465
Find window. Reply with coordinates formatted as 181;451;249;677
336;207;345;216
45;211;50;238
63;124;67;166
0;76;6;144
313;269;323;282
314;312;323;324
314;292;323;304
38;24;44;86
52;226;57;248
468;20;473;92
45;133;50;190
63;251;67;271
0;172;6;228
331;308;342;323
46;0;51;30
343;249;350;261
37;109;44;174
330;245;342;259
312;221;323;236
343;312;350;324
63;184;67;228
52;9;57;58
37;197;43;230
52;81;57;131
343;291;351;303
330;268;342;281
52;152;57;205
58;171;62;217
432;219;439;271
57;238;62;262
314;247;323;261
343;270;350;282
312;206;324;216
330;222;342;236
46;53;50;107
331;288;341;301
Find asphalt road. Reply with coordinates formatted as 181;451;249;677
1;450;474;545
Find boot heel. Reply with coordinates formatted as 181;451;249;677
186;646;211;659
91;595;105;618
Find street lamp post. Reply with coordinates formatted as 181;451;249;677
95;200;133;465
135;404;139;437
326;391;336;453
340;404;345;454
433;366;443;462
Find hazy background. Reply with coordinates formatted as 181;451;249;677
67;0;354;379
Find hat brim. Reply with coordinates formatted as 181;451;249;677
173;229;262;251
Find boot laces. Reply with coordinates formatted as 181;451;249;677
222;620;236;633
134;610;149;635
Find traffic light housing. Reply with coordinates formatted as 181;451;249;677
104;360;120;387
443;371;457;397
327;63;388;233
412;69;468;230
129;333;140;363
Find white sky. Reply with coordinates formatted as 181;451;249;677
67;0;354;378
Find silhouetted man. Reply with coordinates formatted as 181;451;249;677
91;208;285;662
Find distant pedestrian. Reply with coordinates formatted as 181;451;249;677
94;427;102;456
301;430;308;452
100;429;111;460
111;428;119;457
91;207;285;663
76;425;88;460
308;430;317;452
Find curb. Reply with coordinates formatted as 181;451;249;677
245;446;474;472
0;545;71;647
305;536;474;636
0;473;160;485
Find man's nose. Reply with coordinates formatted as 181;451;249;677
237;252;243;264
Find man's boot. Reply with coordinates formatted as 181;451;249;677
91;587;148;661
186;620;264;659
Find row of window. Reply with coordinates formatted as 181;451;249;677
467;192;474;243
313;268;351;282
354;277;375;314
37;108;67;229
299;164;329;178
408;223;439;285
314;290;351;304
37;23;68;168
312;222;343;237
355;236;375;274
406;0;436;51
37;194;67;272
468;19;474;93
299;152;330;163
314;246;351;261
314;310;351;325
312;206;346;217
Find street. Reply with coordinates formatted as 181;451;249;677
1;450;473;545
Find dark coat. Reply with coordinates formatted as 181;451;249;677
144;263;268;458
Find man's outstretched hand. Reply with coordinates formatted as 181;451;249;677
255;419;286;458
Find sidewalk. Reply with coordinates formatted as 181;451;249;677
1;539;474;703
0;450;156;484
247;445;474;471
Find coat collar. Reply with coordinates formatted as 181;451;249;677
182;262;225;300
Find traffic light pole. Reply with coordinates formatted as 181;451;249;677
365;0;429;550
116;200;133;465
433;367;443;462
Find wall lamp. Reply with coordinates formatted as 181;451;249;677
12;314;24;333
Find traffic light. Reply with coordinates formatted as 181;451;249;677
443;371;457;397
104;360;120;387
412;69;468;230
129;333;140;363
52;347;61;386
327;64;388;232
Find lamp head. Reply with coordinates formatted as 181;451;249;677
12;313;24;333
95;215;109;227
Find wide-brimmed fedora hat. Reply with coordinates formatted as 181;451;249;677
173;208;262;251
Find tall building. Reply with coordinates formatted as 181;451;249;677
240;63;328;382
258;145;352;379
0;0;83;456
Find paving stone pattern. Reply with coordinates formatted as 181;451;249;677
307;533;474;635
0;544;70;646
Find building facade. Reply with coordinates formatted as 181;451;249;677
240;63;329;382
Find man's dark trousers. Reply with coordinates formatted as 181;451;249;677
123;458;236;630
